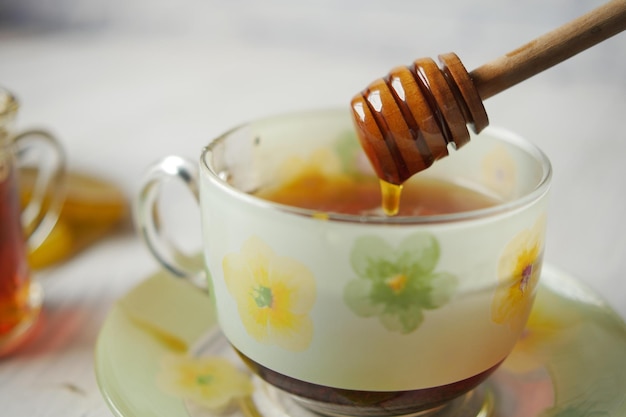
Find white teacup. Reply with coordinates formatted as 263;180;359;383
135;109;551;416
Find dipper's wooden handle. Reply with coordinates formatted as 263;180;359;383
473;0;626;100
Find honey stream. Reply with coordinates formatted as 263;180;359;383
379;180;403;216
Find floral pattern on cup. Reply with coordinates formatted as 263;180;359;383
503;285;572;375
334;131;374;177
223;236;317;351
278;131;372;180
343;233;458;334
491;216;546;332
482;144;517;199
156;354;253;411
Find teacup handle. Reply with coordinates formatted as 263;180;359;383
134;155;207;289
13;129;66;251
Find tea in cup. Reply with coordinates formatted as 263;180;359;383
0;87;65;355
135;109;551;416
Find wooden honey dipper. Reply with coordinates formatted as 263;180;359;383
351;0;626;185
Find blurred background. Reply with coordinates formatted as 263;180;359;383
0;2;625;416
0;0;624;314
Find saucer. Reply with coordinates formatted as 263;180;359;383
95;265;626;417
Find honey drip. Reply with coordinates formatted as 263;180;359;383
379;180;403;216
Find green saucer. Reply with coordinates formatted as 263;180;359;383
95;265;626;417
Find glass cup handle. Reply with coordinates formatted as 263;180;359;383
135;155;206;289
13;129;66;251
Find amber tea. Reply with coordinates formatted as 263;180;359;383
0;163;33;335
254;165;500;217
0;87;65;355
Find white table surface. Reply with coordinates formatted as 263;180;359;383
1;1;625;416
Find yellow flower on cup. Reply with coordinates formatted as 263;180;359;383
223;236;316;351
492;216;546;332
157;354;253;411
503;297;569;374
482;144;517;199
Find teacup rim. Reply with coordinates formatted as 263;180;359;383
200;108;552;225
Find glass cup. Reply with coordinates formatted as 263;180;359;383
135;109;551;417
0;87;65;355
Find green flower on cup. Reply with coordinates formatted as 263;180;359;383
157;354;253;411
344;233;458;334
223;236;316;351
